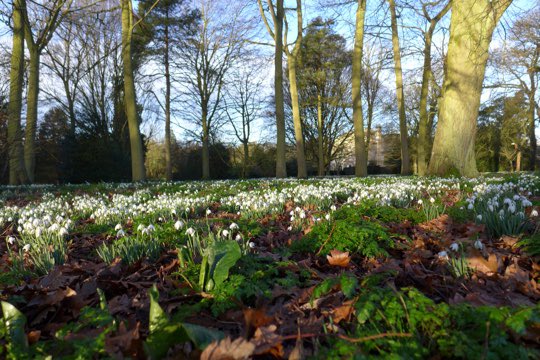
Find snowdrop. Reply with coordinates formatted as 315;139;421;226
449;243;459;252
174;220;185;230
23;244;30;252
474;239;484;250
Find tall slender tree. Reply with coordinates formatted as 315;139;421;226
22;0;73;182
7;0;28;185
138;0;198;181
257;0;287;178
388;0;411;175
352;0;367;177
416;1;451;175
121;0;146;181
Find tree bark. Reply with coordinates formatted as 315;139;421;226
201;106;210;179
121;0;146;181
7;0;28;185
164;13;172;181
243;141;249;178
287;55;307;178
317;93;324;176
352;0;368;177
417;2;451;175
527;68;537;170
275;0;287;178
388;0;411;175
24;46;39;182
428;0;512;176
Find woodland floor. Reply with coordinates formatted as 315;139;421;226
0;177;539;359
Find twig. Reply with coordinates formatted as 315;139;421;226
337;332;412;343
316;223;336;256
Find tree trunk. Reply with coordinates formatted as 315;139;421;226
275;0;287;178
388;0;411;175
24;46;39;182
7;0;28;185
317;93;324;176
352;0;368;177
287;55;307;178
527;71;537;171
201;108;210;180
121;0;146;182
428;0;512;177
417;3;451;175
164;17;173;181
243;141;249;178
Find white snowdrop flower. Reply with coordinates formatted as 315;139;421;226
7;236;15;245
289;210;295;216
476;214;483;221
35;228;42;237
522;199;532;207
287;226;293;231
437;251;449;260
206;209;212;215
299;211;306;219
460;206;464;210
59;227;68;236
450;243;459;252
186;207;190;213
117;229;126;238
229;223;239;230
17;226;22;233
222;229;230;237
330;205;337;212
325;214;331;221
504;198;512;205
467;203;474;210
186;227;196;236
137;224;145;232
531;210;538;217
418;199;423;205
147;224;156;232
48;223;60;232
174;220;185;230
141;228;149;236
115;223;123;231
508;204;516;214
474;239;484;250
235;234;242;241
430;197;435;204
8;217;13;222
171;209;177;215
23;244;30;252
158;217;163;222
249;242;256;249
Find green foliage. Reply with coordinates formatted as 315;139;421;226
96;234;162;265
316;286;540;359
204;255;311;316
312;274;358;301
518;232;540;256
199;240;242;292
354;201;426;224
1;301;28;358
291;205;394;257
145;285;223;359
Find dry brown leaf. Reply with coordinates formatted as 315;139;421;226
467;251;502;274
332;301;356;323
200;337;255;360
327;249;350;268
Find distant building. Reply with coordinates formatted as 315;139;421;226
329;126;388;173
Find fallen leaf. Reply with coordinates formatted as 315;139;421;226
327;250;350;268
200;337;255;360
332;301;355;324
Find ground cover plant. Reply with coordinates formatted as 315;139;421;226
0;174;539;359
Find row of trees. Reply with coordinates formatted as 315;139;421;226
0;0;538;184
